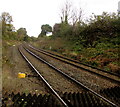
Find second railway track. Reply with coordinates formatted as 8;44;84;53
18;44;119;107
27;44;120;85
28;44;120;77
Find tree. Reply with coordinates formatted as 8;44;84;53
56;1;84;39
17;28;27;40
1;12;12;24
38;24;52;37
81;12;119;47
71;7;83;26
1;12;13;36
60;1;72;24
53;23;61;37
1;12;17;40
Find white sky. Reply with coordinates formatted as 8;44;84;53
1;0;120;37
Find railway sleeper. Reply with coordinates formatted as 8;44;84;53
2;91;114;107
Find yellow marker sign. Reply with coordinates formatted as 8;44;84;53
18;73;26;78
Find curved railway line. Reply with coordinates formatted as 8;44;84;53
18;44;119;107
28;45;119;78
27;44;120;85
19;46;67;106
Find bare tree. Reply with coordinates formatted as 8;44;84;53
60;1;83;26
78;8;83;24
60;1;72;24
71;8;78;26
71;7;83;26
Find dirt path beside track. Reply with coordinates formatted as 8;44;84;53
3;44;49;95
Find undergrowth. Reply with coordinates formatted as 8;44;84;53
31;36;120;74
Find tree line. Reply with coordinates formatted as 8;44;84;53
38;1;120;48
1;1;120;47
51;2;120;48
0;12;36;41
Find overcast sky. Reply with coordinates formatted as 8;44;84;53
1;0;120;37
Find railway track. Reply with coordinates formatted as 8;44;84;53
27;44;120;85
19;46;68;106
18;45;119;107
28;45;119;77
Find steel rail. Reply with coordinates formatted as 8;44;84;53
24;46;118;107
29;44;120;77
18;47;68;107
28;45;120;85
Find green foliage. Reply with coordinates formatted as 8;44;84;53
60;23;72;37
53;22;73;38
1;12;34;42
53;12;120;49
87;61;98;67
1;12;17;40
1;12;12;24
29;36;37;41
38;24;52;37
17;28;27;36
80;12;118;47
111;17;120;33
17;28;28;40
53;23;61;37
